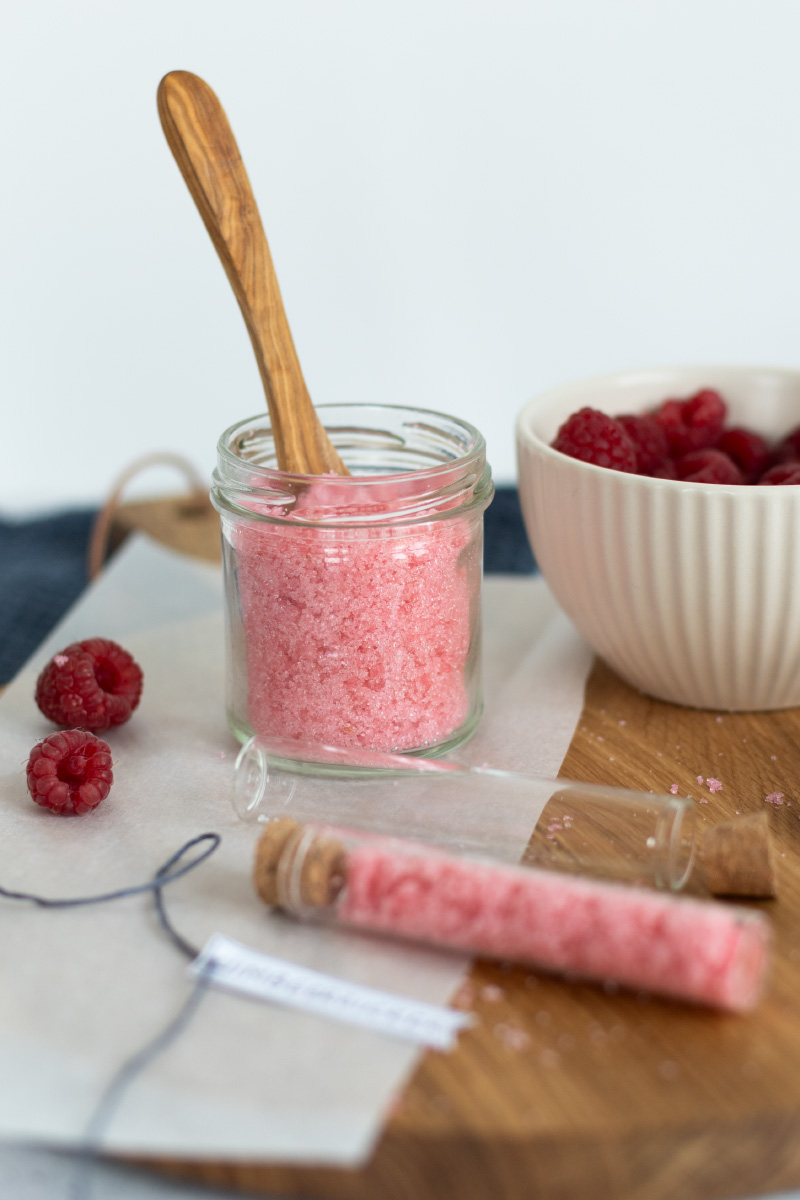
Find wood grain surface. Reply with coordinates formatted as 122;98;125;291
157;71;348;477
120;502;800;1200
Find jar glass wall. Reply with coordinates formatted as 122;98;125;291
211;404;494;769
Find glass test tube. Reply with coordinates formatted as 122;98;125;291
233;736;696;892
252;815;769;1012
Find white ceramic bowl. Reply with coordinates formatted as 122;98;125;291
516;366;800;711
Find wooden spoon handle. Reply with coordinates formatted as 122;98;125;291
157;70;348;476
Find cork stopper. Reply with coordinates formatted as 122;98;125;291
254;818;348;910
701;811;777;899
253;817;302;905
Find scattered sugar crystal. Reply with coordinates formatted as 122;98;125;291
494;1024;531;1051
706;778;722;793
765;793;785;806
669;784;679;795
697;775;704;785
452;981;474;1010
480;984;505;1003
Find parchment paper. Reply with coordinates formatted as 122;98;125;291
0;537;591;1165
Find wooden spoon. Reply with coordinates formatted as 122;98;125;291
157;70;349;476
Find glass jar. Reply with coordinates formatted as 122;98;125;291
211;403;493;767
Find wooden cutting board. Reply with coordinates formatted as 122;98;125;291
118;500;800;1200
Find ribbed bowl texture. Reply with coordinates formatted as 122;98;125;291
516;366;800;711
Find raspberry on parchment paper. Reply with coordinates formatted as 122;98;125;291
35;638;143;732
26;730;113;816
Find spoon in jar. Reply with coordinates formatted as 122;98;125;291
157;70;349;476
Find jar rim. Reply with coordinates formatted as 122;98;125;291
212;402;494;528
216;402;487;485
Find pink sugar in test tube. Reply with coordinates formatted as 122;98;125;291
253;817;771;1012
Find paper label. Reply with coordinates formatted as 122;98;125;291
190;934;473;1050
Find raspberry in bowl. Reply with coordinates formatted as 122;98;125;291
516;366;800;711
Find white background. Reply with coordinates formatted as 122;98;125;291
3;0;800;512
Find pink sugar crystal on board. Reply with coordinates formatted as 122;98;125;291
339;847;770;1011
232;497;478;750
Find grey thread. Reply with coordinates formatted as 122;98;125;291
0;831;223;1200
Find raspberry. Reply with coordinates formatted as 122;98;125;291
617;414;669;474
654;389;727;456
650;458;678;479
35;638;143;732
717;427;771;483
774;426;800;464
26;730;113;815
552;408;637;473
675;449;743;485
759;463;800;485
652;399;687;455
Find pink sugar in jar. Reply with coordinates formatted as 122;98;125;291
211;404;493;768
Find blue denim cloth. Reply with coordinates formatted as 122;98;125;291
0;488;535;685
483;485;537;576
0;509;98;685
